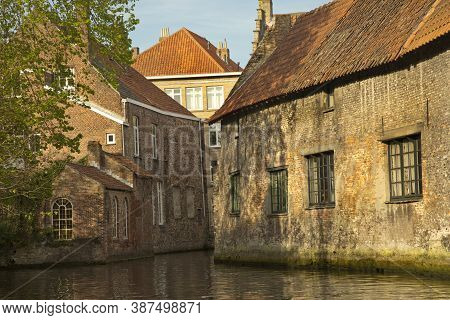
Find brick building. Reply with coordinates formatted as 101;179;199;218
210;0;450;275
14;43;212;265
132;27;243;226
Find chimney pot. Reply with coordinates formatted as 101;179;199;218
132;47;140;59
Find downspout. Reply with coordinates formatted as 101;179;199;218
198;120;207;219
122;100;127;157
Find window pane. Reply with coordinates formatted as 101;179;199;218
307;153;334;206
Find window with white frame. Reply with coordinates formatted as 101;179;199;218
165;88;182;104
209;122;221;147
113;196;119;238
106;133;116;145
150;124;158;159
52;198;73;240
207;86;224;110
132;116;140;156
154;181;164;225
59;68;76;92
186;87;203;111
123;198;129;239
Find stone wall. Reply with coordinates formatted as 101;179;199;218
214;48;450;276
124;102;211;254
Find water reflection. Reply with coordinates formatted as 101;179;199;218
0;251;448;300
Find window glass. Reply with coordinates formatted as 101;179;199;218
270;169;288;214
186;87;203;110
207;86;224;110
52;198;73;240
307;152;335;207
209;122;221;147
165;88;182;104
230;173;240;214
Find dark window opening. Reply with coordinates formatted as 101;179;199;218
307;152;335;207
387;135;422;200
270;169;288;214
230;173;240;215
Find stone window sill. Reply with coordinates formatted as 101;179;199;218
323;108;335;114
229;213;241;217
267;213;288;218
385;198;422;204
305;205;335;210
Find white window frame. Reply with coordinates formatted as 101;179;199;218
150;124;158;159
52;198;73;241
133;116;140;156
60;68;76;92
186;87;203;111
106;133;116;145
209;122;221;147
207;86;224;110
164;88;182;104
123;198;129;239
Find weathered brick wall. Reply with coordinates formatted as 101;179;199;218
214;48;450;275
123;103;210;253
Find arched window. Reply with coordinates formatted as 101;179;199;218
123;198;129;239
133;116;140;156
113;196;119;238
52;198;73;240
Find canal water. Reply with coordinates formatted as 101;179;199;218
0;251;449;300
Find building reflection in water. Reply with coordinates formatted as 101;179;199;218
0;251;448;300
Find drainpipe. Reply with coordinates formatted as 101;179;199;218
198;120;207;219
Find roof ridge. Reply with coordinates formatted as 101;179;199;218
182;28;227;73
398;0;443;57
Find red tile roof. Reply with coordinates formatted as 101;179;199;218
90;52;195;117
68;163;132;192
132;28;243;77
210;0;450;122
118;66;195;117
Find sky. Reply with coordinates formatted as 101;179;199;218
130;0;330;67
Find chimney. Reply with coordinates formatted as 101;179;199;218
131;47;140;60
159;27;170;42
87;141;104;169
252;0;273;53
216;39;230;63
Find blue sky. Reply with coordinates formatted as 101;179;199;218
130;0;329;66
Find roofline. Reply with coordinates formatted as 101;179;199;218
145;72;242;81
123;98;200;122
84;101;128;125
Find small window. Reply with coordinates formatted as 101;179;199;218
230;173;240;215
106;133;116;145
207;86;224;110
387;135;422;200
186;87;203;111
150;124;158;159
132;116;140;156
323;86;335;110
209;122;221;147
52;198;73;240
307;152;335;207
123;198;129;239
113;196;119;238
270;169;288;214
165;88;182;104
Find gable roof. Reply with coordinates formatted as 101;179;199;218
210;0;450;123
68;163;132;192
132;28;243;77
90;52;195;118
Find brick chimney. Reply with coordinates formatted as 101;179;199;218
87;141;105;169
131;47;140;60
253;0;273;53
159;27;170;42
216;40;230;63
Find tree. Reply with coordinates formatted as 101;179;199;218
0;0;138;245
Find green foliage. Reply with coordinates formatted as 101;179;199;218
0;0;138;247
